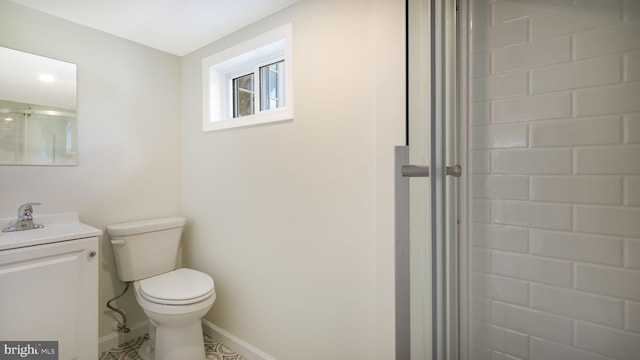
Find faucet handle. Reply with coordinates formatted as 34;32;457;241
18;202;41;217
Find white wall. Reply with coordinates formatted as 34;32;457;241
0;1;182;338
0;0;404;356
467;0;640;359
181;0;404;358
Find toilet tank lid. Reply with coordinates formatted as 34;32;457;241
106;217;186;236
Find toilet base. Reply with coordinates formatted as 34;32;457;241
155;320;206;360
137;319;206;360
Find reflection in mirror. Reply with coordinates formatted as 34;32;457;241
0;47;77;165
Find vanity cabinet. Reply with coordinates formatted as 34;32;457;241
0;232;99;359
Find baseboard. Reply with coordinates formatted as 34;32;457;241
98;320;148;355
202;319;277;360
99;318;275;360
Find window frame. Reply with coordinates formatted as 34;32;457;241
202;24;293;132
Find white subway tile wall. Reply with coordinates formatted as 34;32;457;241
626;52;640;81
625;301;640;332
471;223;529;253
627;239;640;269
627;114;640;143
530;116;623;147
467;0;640;359
491;302;573;344
492;148;572;174
529;337;611;360
530;176;622;205
493;92;572;123
530;55;622;94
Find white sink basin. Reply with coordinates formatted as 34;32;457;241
0;212;101;251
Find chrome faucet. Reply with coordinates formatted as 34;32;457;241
2;203;45;232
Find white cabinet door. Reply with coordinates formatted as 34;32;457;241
0;237;98;359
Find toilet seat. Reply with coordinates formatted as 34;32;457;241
138;268;215;305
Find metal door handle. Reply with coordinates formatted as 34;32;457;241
446;165;462;177
401;165;430;177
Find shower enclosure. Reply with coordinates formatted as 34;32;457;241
400;0;640;359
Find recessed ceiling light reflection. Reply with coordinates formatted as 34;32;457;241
39;73;55;82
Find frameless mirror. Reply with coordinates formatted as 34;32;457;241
0;46;77;165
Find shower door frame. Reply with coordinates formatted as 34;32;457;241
399;0;463;358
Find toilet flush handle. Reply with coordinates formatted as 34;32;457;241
111;239;126;246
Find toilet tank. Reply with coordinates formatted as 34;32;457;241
107;217;187;282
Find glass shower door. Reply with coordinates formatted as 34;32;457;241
461;0;640;359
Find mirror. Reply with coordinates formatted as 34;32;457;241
0;47;77;165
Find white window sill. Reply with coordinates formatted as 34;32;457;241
203;108;293;132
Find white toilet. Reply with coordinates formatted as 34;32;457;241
107;217;215;360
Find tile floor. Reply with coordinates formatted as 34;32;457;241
99;333;246;360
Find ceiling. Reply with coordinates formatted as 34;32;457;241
9;0;301;56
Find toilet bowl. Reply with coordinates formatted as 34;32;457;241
106;217;216;360
133;268;215;360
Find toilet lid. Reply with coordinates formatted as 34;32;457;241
139;268;214;305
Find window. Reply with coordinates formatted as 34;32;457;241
260;60;285;111
232;73;254;117
229;59;285;118
203;24;293;132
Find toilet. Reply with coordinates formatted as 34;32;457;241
107;217;215;360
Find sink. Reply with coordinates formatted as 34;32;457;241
0;212;101;251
